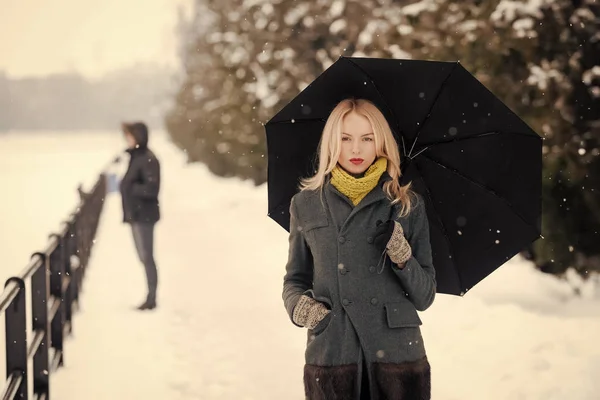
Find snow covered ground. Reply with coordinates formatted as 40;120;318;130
0;131;123;392
1;131;599;399
0;131;122;283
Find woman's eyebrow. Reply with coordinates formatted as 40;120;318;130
341;132;374;136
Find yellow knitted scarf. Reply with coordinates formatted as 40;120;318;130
330;157;388;205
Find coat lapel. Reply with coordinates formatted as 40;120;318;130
325;173;392;233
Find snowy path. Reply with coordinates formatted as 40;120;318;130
51;136;600;400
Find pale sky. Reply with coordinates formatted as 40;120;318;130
1;0;191;78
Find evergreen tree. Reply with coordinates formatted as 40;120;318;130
165;0;415;184
393;0;599;277
167;0;600;278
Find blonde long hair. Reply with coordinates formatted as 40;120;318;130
300;98;415;217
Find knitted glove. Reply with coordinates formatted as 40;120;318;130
292;295;330;330
385;221;412;265
375;220;412;265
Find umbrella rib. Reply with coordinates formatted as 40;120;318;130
419;152;540;235
416;130;541;150
412;162;465;292
408;62;460;158
410;131;541;161
344;58;406;156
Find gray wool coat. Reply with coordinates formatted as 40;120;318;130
282;174;436;400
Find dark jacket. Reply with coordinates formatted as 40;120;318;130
119;128;161;224
283;173;436;400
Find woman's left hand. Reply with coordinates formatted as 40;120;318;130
373;220;395;249
374;220;412;265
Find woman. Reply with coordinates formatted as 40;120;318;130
282;99;436;400
119;122;161;310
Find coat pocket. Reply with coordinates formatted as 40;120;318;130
303;290;334;335
311;312;332;335
302;218;329;233
384;302;422;328
303;289;333;309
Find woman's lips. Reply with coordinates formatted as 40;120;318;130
350;158;364;165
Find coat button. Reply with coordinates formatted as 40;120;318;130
367;236;374;244
369;266;376;273
340;268;348;275
370;298;378;305
342;299;350;306
338;236;346;244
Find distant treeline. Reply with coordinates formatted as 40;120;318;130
0;64;175;131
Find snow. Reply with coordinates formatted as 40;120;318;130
0;131;122;285
242;0;271;10
330;19;347;35
401;0;439;17
491;0;545;23
284;4;310;26
329;0;346;19
397;24;414;35
458;20;480;33
226;46;248;65
0;132;599;399
244;63;280;109
358;21;385;47
527;63;562;91
0;130;124;396
387;44;412;60
582;66;600;86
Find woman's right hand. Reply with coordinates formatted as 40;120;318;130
292;295;330;330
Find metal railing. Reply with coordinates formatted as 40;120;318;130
0;173;107;400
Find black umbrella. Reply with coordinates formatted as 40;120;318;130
265;56;542;296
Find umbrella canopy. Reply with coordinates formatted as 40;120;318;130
265;56;542;295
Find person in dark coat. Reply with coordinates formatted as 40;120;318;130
282;99;436;399
119;122;161;310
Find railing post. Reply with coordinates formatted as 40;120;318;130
30;252;50;399
71;208;84;297
70;214;80;308
48;233;65;369
63;220;74;335
4;277;27;400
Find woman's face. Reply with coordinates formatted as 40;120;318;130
125;132;137;148
337;111;377;175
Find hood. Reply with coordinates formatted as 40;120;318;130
122;122;149;148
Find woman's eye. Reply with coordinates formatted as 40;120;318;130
364;137;373;142
342;137;351;141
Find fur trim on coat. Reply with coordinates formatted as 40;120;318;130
373;357;431;400
303;357;431;400
304;364;358;400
